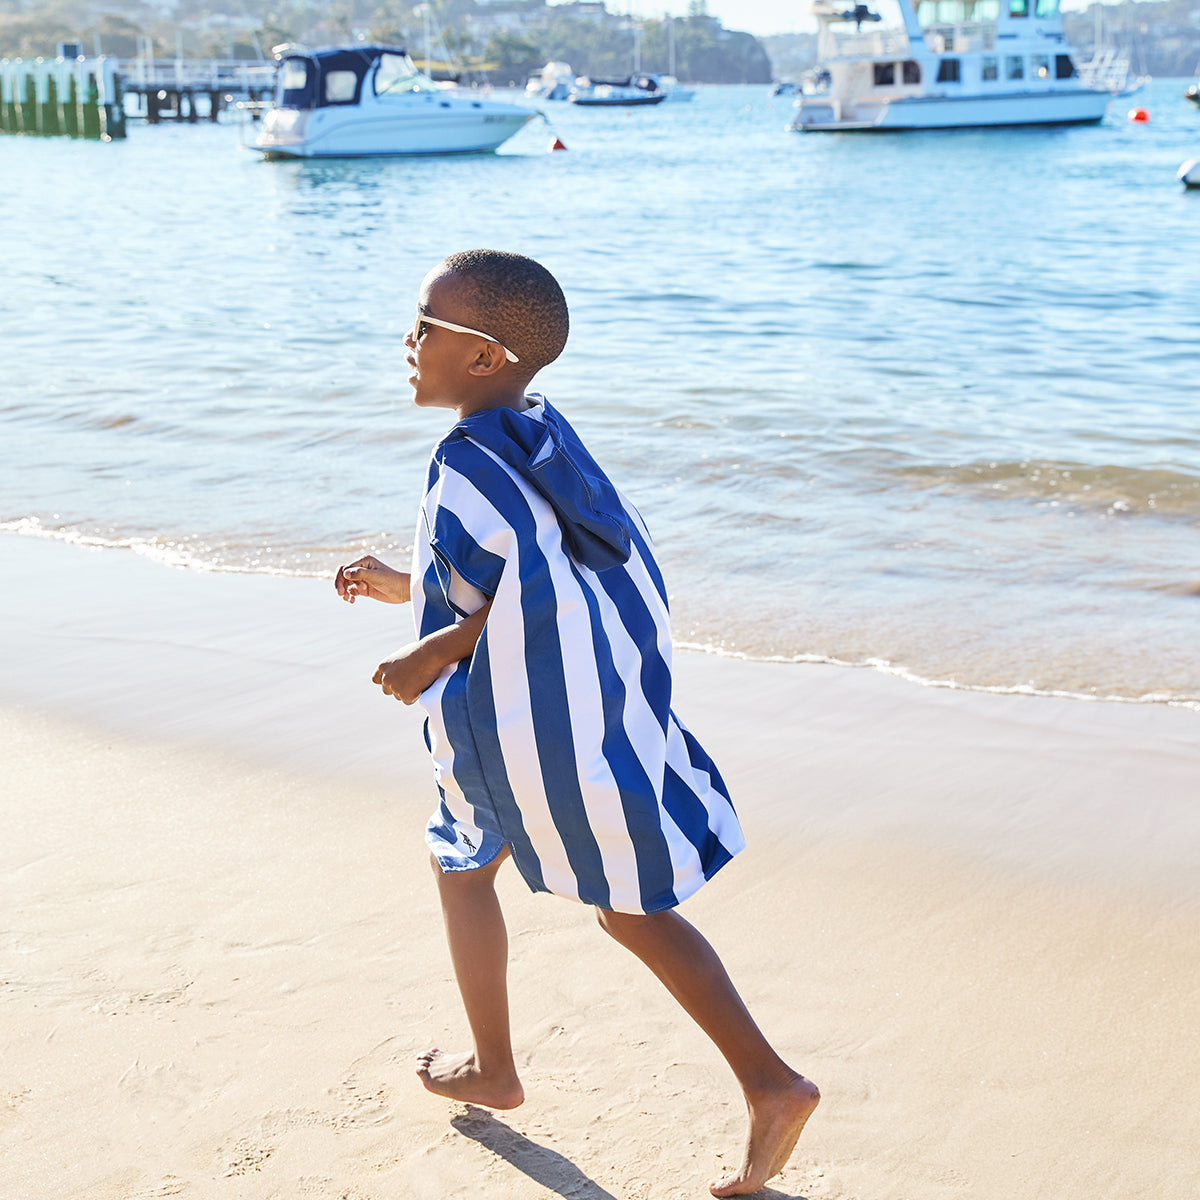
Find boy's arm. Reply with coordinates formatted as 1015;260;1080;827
373;600;493;704
335;555;411;605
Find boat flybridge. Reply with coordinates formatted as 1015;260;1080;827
790;0;1127;131
252;46;536;158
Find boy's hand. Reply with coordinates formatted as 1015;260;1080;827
335;555;411;605
373;642;444;705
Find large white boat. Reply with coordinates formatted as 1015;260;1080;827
252;46;535;158
790;0;1128;132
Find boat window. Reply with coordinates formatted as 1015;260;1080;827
936;58;961;83
903;60;921;84
1034;0;1058;13
1009;0;1028;15
973;0;1000;17
375;51;431;95
1006;55;1024;79
1055;54;1076;79
1031;54;1049;79
982;56;998;81
873;62;896;86
324;69;359;104
279;57;316;108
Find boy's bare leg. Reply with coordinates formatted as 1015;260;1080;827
417;848;525;1110
597;908;819;1197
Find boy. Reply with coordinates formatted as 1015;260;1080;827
335;250;818;1196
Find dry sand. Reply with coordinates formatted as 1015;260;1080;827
3;534;1199;1200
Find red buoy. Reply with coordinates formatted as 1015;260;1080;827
550;136;567;151
1128;107;1149;123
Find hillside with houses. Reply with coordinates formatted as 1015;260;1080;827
0;0;772;84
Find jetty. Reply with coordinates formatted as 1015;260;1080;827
120;57;277;123
0;55;125;139
0;47;277;140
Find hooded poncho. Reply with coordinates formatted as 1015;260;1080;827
411;395;744;914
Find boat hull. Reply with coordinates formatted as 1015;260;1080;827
571;94;665;107
254;102;534;158
791;87;1113;131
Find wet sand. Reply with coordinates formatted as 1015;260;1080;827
3;533;1199;1200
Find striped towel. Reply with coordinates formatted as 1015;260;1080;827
411;394;744;914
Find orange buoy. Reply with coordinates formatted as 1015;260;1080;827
1128;107;1149;123
549;136;567;151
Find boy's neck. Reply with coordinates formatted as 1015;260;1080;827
454;388;533;421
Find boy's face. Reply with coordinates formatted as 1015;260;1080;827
405;268;513;415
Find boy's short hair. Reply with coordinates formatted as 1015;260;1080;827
440;249;569;379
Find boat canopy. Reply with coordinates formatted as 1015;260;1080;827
276;46;425;110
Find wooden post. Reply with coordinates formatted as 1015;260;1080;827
42;74;61;135
21;72;37;133
208;89;221;121
64;72;79;136
82;71;101;138
147;89;160;123
103;67;126;138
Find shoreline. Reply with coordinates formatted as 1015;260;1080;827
4;532;1200;1198
3;531;1198;899
6;521;1199;716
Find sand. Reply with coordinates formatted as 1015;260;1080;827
3;533;1199;1200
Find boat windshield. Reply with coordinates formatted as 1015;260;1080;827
278;56;316;108
374;52;435;95
916;0;1000;22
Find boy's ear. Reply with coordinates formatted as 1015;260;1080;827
466;340;509;378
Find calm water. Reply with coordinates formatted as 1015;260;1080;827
3;81;1199;708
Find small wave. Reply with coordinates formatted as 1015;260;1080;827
895;459;1200;519
0;516;328;579
674;639;1200;714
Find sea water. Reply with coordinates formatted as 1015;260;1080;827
3;81;1198;708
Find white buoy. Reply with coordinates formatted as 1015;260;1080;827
1179;159;1200;188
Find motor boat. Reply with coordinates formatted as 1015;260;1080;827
570;74;667;106
790;0;1132;132
525;61;575;101
654;74;696;102
252;45;536;158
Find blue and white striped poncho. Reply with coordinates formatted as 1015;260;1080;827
411;394;744;914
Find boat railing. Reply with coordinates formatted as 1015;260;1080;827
921;23;998;53
825;29;912;59
1075;47;1132;93
119;58;278;91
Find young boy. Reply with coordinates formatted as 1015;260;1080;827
335;249;818;1196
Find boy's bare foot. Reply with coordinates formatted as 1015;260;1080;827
415;1048;525;1110
709;1074;820;1197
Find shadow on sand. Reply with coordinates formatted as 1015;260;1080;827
449;1105;813;1200
450;1106;618;1199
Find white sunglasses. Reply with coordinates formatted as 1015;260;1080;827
414;309;520;363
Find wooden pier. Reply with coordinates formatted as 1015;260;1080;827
0;55;125;139
120;58;277;123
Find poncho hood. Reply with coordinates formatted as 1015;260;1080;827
447;395;632;571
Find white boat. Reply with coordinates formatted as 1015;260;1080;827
570;74;667;107
790;0;1127;132
655;75;696;102
252;46;536;158
525;61;575;101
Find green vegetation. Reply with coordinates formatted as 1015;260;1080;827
0;0;771;84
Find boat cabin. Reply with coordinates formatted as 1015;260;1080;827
273;46;432;111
